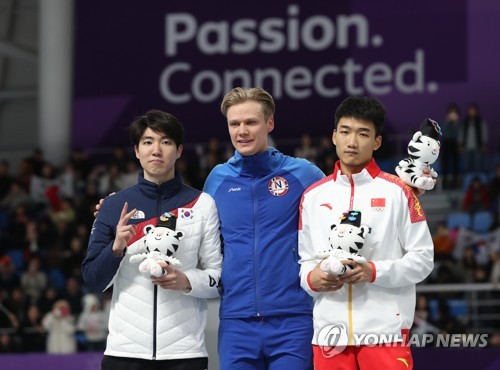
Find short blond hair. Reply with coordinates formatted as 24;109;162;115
220;87;275;120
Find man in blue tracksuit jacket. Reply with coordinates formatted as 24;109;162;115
203;87;325;370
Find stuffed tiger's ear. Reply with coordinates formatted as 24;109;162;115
412;131;422;142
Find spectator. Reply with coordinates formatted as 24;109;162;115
462;176;491;214
75;181;100;227
58;162;77;200
489;164;500;215
69;148;92;186
412;294;440;339
432;299;466;335
38;286;60;316
20;256;48;304
315;135;337;175
458;103;488;173
0;256;20;293
20;304;46;352
8;286;27;327
0;332;20;353
0;181;34;216
47;197;76;234
97;163;124;196
29;162;59;210
0;159;13;202
457;246;478;283
62;235;87;279
491;250;500;287
41;299;76;354
107;146;130;173
26;148;47;177
0;299;20;334
295;133;318;162
196;136;228;184
117;159;140;189
15;158;33;193
6;204;31;250
441;103;461;189
60;276;83;316
25;221;40;254
432;222;455;261
77;294;108;352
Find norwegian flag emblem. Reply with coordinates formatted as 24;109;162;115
371;198;386;212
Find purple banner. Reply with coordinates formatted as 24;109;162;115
1;349;500;370
73;0;499;151
0;352;102;370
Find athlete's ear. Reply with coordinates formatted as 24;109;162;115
373;135;382;151
267;116;275;133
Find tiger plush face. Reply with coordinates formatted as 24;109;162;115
408;131;440;165
143;224;184;258
328;222;370;255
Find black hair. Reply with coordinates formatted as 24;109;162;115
129;110;184;147
334;96;386;137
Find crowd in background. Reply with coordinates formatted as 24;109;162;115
0;101;498;353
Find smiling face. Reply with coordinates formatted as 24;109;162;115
332;117;382;175
134;128;182;184
226;100;274;157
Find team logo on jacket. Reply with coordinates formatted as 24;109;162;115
268;176;289;196
371;198;386;213
131;210;145;219
179;209;194;219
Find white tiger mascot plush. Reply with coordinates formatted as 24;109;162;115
315;210;370;275
395;118;442;191
128;213;183;278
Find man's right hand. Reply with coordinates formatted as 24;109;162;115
308;263;346;292
112;202;137;257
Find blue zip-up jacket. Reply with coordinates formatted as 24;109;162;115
203;147;325;318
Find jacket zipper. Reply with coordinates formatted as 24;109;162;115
348;174;355;345
152;184;161;359
153;285;158;359
252;178;261;316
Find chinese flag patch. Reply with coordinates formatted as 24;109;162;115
371;198;385;212
371;198;385;207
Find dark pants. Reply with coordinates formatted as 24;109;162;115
101;355;208;370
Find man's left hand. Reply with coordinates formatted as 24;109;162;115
338;260;373;285
151;262;192;291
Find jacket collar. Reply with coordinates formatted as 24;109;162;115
229;147;279;177
332;158;381;182
137;171;183;199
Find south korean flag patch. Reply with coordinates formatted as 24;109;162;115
179;209;194;219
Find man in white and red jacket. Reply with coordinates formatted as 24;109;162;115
298;96;434;370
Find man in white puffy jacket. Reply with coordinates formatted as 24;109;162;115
82;110;222;370
298;96;434;370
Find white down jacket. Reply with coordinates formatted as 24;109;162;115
104;192;222;360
